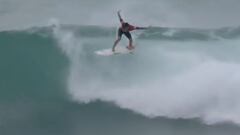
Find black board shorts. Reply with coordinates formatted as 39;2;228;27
118;28;132;40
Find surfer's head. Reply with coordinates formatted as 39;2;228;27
123;22;130;28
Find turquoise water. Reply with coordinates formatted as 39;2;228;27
1;25;240;135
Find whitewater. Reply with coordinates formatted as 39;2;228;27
49;21;240;125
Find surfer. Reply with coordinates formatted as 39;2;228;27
112;10;148;52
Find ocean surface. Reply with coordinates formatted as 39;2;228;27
1;24;240;135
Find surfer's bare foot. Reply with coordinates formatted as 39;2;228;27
126;46;134;50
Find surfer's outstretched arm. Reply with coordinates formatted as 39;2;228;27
135;26;149;30
118;10;124;24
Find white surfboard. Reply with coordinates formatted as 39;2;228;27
95;46;134;56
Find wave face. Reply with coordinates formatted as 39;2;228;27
1;25;240;134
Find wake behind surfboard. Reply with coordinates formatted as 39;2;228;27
95;46;134;56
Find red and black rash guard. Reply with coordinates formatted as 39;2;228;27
120;19;136;32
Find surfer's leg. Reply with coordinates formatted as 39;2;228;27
113;38;121;52
124;32;134;50
112;28;123;52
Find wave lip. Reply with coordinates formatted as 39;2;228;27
64;25;240;40
3;24;240;41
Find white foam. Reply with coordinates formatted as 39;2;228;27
53;26;240;125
